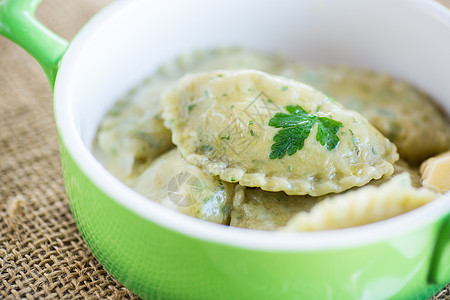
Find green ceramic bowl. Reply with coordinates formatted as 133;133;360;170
1;0;449;299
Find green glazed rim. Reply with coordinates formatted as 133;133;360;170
0;0;449;297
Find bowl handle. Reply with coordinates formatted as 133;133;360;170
0;0;68;88
428;213;450;284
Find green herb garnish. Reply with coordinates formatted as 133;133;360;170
188;104;196;112
199;144;213;152
268;105;343;159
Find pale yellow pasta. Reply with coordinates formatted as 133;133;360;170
163;70;399;196
94;48;447;231
128;149;235;224
420;150;450;193
281;173;439;231
279;65;450;164
95;48;283;180
95;83;174;181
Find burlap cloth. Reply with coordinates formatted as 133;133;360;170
0;0;137;298
0;1;448;299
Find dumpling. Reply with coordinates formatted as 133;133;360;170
95;84;174;181
230;185;321;230
163;70;399;196
128;149;235;224
279;65;450;164
95;48;283;180
420;150;450;193
281;173;439;231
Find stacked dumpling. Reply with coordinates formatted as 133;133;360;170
95;49;447;230
162;70;399;196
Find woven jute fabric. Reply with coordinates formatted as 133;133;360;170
0;0;138;298
0;1;448;299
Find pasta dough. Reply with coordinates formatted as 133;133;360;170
94;48;447;232
420;150;450;193
95;48;283;180
281;173;439;231
96;84;174;181
163;70;399;196
128;149;235;224
279;65;450;164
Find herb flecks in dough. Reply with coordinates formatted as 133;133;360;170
163;70;398;196
269;105;343;159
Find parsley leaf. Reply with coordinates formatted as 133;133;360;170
316;117;343;150
268;105;343;159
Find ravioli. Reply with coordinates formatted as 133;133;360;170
279;65;450;164
95;49;446;232
420;150;450;193
128;149;235;224
95;48;283;180
163;70;399;196
281;173;439;231
96;83;174;181
230;185;321;230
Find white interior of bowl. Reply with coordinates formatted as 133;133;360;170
54;0;450;250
